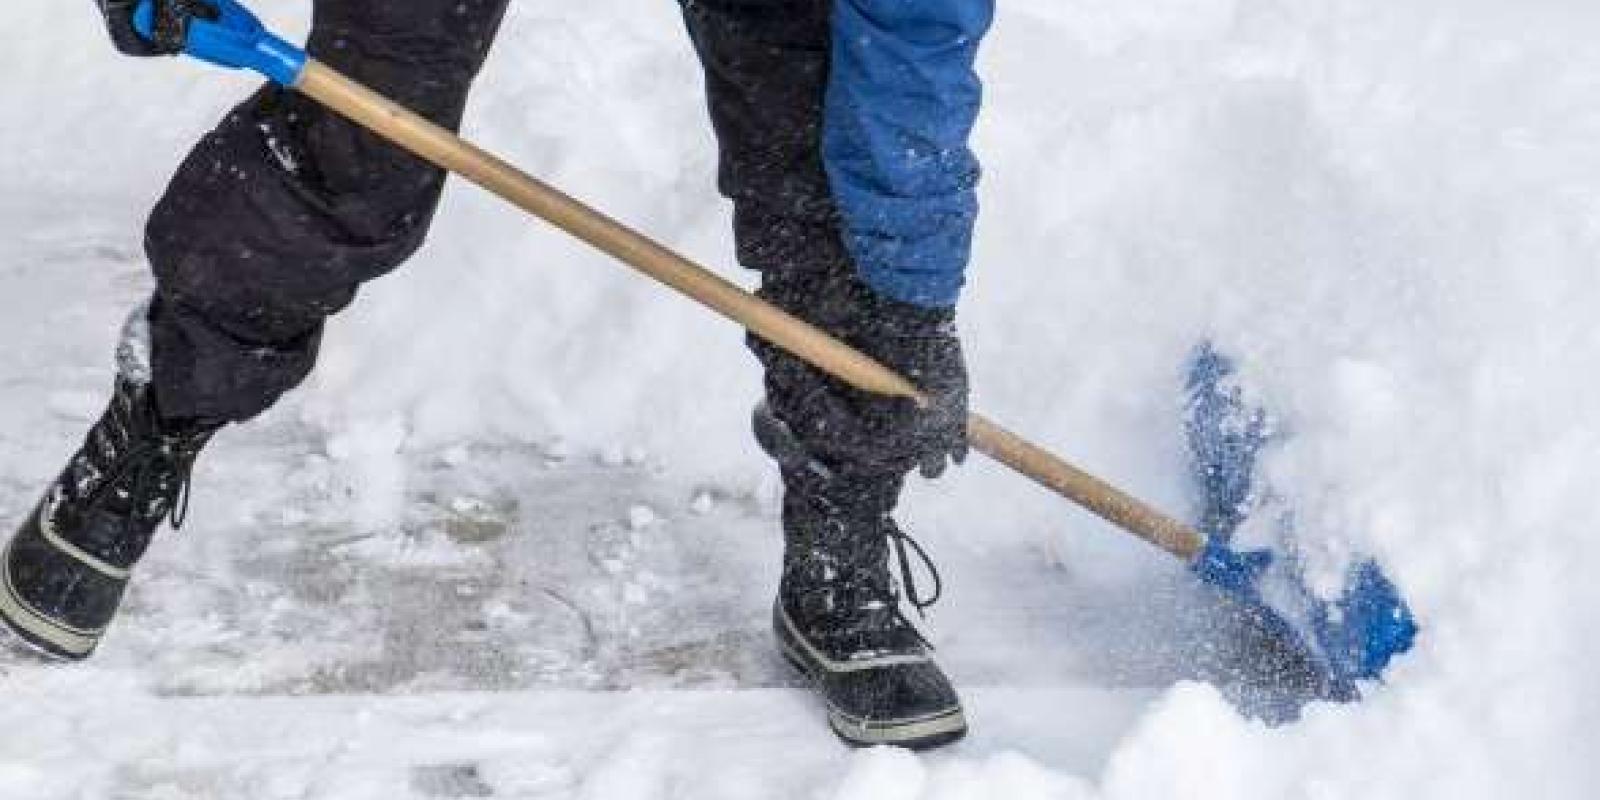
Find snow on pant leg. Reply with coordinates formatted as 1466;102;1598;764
680;0;848;276
682;0;949;476
142;0;510;423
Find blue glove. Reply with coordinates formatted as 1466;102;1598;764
97;0;217;56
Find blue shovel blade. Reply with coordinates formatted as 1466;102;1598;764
1183;344;1418;716
1309;559;1418;687
1191;538;1416;710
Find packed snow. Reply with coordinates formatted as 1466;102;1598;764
2;0;1597;797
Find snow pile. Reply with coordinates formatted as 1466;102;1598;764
1;0;1597;797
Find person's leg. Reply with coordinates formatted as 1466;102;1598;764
147;0;512;422
0;0;511;660
681;0;919;470
681;0;987;749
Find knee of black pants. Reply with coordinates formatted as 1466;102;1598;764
144;86;449;423
143;0;510;423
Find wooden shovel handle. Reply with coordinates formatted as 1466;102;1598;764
295;60;1206;562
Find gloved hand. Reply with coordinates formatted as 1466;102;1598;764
850;287;969;479
754;264;970;480
96;0;217;57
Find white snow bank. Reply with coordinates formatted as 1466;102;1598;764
0;677;1145;800
2;0;1598;797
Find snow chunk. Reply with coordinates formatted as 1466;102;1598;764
627;504;658;531
689;491;715;516
832;748;927;800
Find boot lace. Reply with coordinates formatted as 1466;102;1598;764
68;431;208;536
792;519;944;654
56;385;213;538
887;521;943;615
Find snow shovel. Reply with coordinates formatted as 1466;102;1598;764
134;0;1415;707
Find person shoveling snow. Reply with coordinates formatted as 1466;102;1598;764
1;0;1411;753
3;0;990;750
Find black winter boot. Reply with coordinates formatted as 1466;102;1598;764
756;405;966;749
0;377;218;660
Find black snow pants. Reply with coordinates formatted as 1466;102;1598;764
143;0;917;472
145;0;511;421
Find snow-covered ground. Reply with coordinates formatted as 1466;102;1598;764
3;0;1599;797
